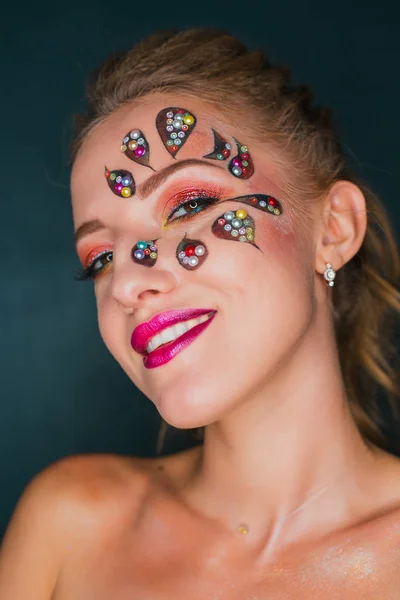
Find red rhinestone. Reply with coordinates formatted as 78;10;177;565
268;197;278;207
185;245;196;256
218;218;225;225
242;167;248;175
105;170;110;178
250;197;257;203
171;145;178;152
241;153;249;160
144;248;150;255
177;109;185;113
222;149;230;157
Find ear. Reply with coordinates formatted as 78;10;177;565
314;180;367;277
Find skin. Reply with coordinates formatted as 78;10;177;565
2;93;400;599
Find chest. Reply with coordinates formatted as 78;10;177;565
53;522;400;600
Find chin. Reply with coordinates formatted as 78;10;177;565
152;386;226;429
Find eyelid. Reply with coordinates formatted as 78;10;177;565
82;245;113;269
163;186;223;225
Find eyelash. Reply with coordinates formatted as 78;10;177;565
75;194;220;281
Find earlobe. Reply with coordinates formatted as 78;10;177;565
315;180;367;275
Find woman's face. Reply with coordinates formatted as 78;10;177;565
71;96;316;428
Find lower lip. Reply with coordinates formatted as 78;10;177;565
143;313;216;369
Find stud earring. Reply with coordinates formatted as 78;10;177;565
324;263;336;287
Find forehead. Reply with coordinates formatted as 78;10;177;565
71;95;233;185
70;94;287;230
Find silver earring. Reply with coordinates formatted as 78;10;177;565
324;263;336;287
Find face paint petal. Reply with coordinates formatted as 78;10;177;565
131;240;158;267
105;167;136;197
156;107;197;159
228;139;255;179
212;209;256;243
228;194;282;216
203;129;231;161
121;129;153;170
176;237;208;270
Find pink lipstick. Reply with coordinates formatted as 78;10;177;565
131;308;217;369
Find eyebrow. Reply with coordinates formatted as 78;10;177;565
138;158;223;199
74;159;224;248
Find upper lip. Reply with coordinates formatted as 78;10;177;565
131;308;217;354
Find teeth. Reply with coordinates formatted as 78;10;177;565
146;312;214;354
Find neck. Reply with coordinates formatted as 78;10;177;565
182;306;383;559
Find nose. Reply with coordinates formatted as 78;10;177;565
110;254;177;314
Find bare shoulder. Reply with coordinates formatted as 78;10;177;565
0;454;124;599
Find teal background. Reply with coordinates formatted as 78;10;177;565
1;0;399;538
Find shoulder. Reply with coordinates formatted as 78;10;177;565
0;453;148;598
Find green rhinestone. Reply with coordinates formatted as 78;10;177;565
137;241;147;249
240;145;248;152
268;205;274;211
167;139;174;146
239;236;247;242
247;233;254;241
231;230;239;237
217;153;224;160
150;252;157;259
242;160;249;167
110;173;116;180
243;219;251;226
245;227;253;234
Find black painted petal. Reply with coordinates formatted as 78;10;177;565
228;139;254;179
156;107;196;159
121;129;154;170
203;129;231;161
131;240;159;267
176;237;208;270
104;167;135;197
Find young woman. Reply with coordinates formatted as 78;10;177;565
1;28;400;599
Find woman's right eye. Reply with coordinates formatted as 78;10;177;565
75;250;113;281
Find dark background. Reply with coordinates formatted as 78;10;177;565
1;0;400;539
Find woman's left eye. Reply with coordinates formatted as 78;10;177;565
167;195;220;223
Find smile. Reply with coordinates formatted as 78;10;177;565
143;312;216;369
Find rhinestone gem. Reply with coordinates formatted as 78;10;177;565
188;256;198;267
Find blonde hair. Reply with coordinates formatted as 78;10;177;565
72;28;400;451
